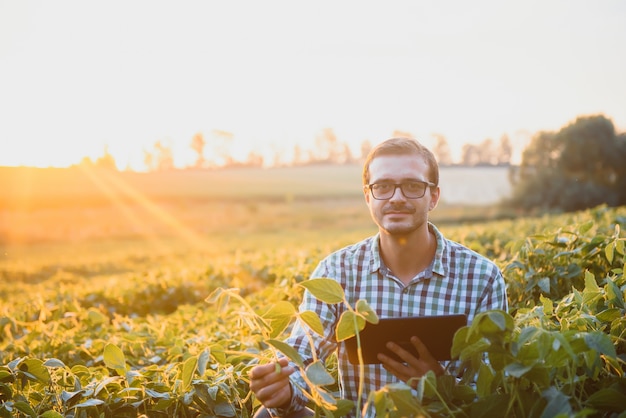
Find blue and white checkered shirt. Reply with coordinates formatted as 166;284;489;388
271;223;508;418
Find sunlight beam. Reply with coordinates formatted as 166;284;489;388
80;166;214;253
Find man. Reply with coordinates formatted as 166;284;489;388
250;137;508;417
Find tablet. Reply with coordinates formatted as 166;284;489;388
343;314;467;364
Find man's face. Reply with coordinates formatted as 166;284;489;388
363;154;440;236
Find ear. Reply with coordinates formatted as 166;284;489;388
429;186;440;211
363;185;371;205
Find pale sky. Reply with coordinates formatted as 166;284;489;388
1;0;625;169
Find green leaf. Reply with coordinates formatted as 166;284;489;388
541;387;572;418
615;238;625;255
93;376;121;397
452;382;478;403
540;295;553;315
299;310;325;337
504;362;533;378
526;365;550;389
310;385;337;409
416;370;438;398
264;300;296;318
205;287;237;313
451;327;467;358
579;220;594;234
300;278;345;304
103;343;127;373
181;356;198;391
263;301;296;338
214;402;237;417
334;399;356;417
197;349;209;377
584;271;600;292
267;339;304;368
596;308;623;322
476;363;494;398
335;310;365;342
387;384;422;415
305;360;335;386
14;401;37;418
86;308;107;326
586;388;626;411
40;411;65;418
472;310;514;338
470;394;510;418
355;299;379;324
8;357;23;371
459;339;490;363
537;277;550;294
584;332;617;358
43;358;66;369
517;327;540;346
605;279;625;309
22;358;50;384
605;242;615;264
73;399;105;409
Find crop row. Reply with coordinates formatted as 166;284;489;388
0;205;625;417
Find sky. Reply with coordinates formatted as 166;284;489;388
1;0;625;170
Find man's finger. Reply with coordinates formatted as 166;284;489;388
384;341;421;366
249;357;291;379
411;336;444;376
410;337;436;362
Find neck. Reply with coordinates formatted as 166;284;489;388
379;226;435;284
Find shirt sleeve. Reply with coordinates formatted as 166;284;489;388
479;265;508;313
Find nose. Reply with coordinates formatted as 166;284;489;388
388;184;407;201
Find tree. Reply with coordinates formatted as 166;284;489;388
505;114;626;212
144;141;175;171
143;149;155;172
313;128;345;163
360;140;372;161
477;138;496;165
191;132;206;168
211;130;235;167
460;143;481;166
293;144;305;165
496;134;512;166
432;135;453;166
154;141;175;171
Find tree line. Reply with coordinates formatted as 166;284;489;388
80;113;625;214
82;128;516;172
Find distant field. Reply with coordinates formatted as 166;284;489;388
0;164;510;206
0;165;512;248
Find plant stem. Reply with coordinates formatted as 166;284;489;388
353;312;365;418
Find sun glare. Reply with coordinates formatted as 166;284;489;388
78;165;215;251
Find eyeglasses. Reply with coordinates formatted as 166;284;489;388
367;181;436;200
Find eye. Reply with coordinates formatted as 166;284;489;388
404;182;423;191
373;183;392;192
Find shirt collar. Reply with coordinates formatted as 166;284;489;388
367;222;447;278
369;233;382;274
429;222;447;277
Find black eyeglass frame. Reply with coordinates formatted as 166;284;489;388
366;180;437;200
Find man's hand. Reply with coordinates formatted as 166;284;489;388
249;357;295;409
377;336;444;388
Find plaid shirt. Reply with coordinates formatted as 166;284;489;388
271;223;508;418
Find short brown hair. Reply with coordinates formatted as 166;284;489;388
362;137;439;186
